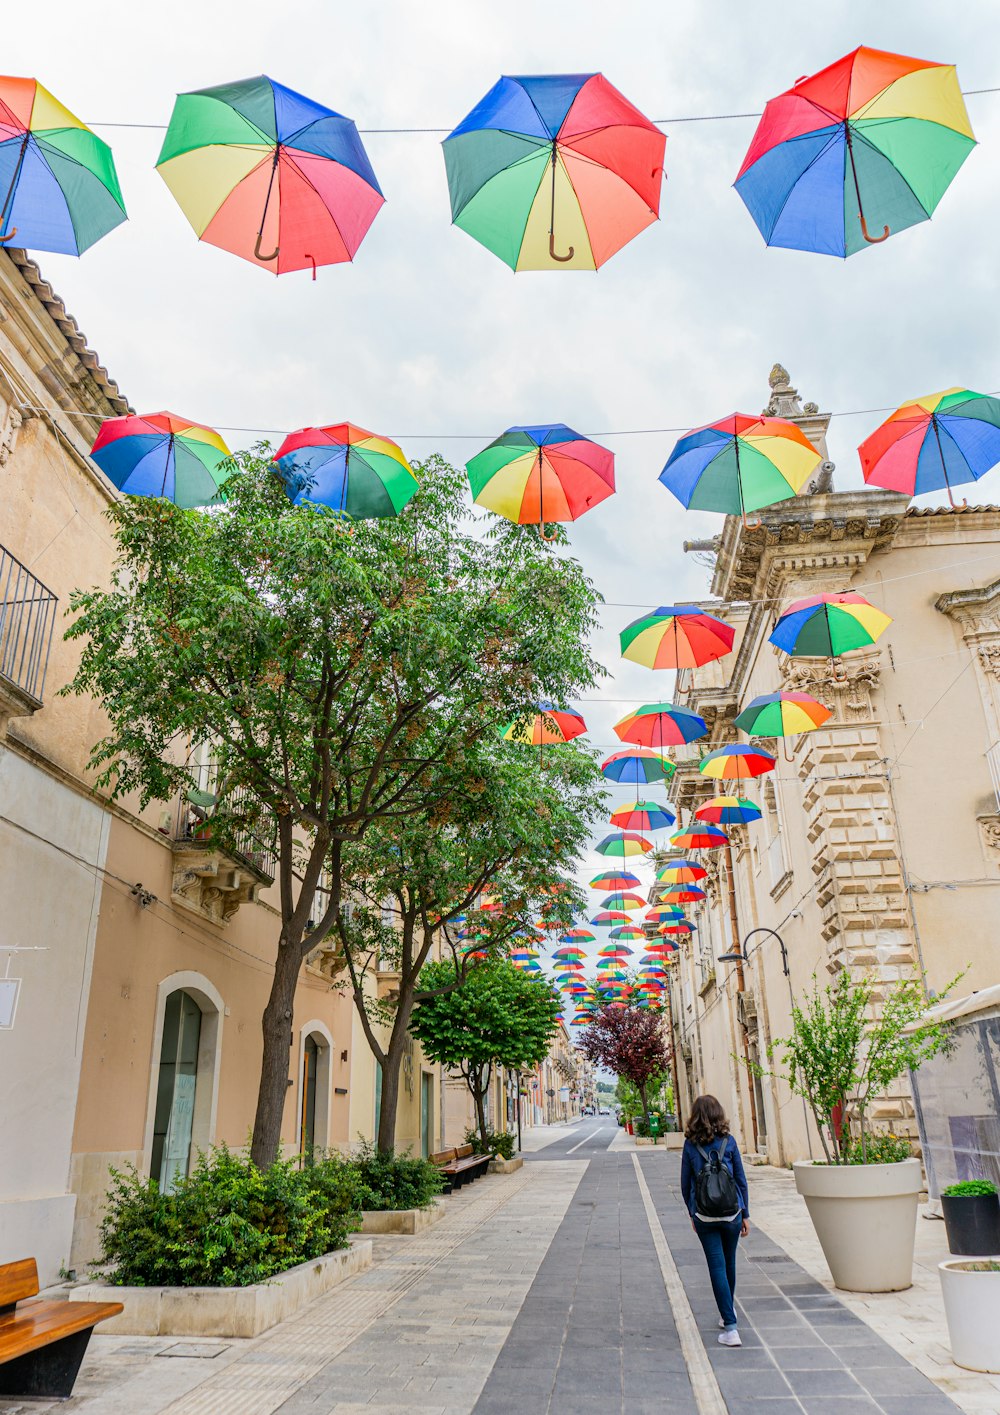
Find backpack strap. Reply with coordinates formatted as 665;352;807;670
694;1144;710;1162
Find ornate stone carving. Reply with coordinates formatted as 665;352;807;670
978;644;1000;679
171;844;266;924
779;655;881;719
0;405;22;466
977;814;1000;853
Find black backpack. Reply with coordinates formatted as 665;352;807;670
695;1139;740;1218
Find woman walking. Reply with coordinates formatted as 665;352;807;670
680;1094;750;1347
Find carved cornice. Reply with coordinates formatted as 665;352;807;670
779;653;882;720
936;577;1000;636
171;843;268;925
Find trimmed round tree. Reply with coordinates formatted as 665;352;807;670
576;1004;669;1131
411;959;561;1144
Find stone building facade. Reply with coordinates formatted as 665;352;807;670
665;366;1000;1166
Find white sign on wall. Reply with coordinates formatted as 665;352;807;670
0;977;21;1029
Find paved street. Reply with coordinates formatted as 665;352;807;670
0;1121;984;1415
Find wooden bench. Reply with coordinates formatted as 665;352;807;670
430;1144;493;1192
0;1258;122;1399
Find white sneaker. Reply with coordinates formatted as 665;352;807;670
718;1328;742;1347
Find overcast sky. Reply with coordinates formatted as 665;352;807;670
18;1;1000;960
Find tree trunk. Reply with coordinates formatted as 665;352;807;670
376;1021;412;1155
470;1064;490;1144
637;1080;651;1132
251;932;302;1168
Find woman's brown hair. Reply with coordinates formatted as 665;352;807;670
685;1094;730;1147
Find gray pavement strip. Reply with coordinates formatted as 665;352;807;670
630;1153;728;1415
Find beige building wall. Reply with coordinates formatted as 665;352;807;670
666;366;1000;1167
0;249;355;1281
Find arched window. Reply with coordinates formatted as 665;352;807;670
298;1022;333;1160
144;974;223;1193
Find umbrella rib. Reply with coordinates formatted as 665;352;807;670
848;120;939;218
559;142;663;214
280;147;354;260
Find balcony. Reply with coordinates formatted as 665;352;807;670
0;546;57;736
170;760;276;924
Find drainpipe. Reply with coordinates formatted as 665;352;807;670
724;840;760;1151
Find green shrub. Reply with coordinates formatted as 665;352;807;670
349;1140;443;1211
97;1146;357;1288
943;1179;999;1197
842;1132;912;1166
464;1127;515;1160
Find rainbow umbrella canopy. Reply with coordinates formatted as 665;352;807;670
596;831;652;858
695;795;763;826
600;892;647;911
614;703;707;749
589;869;641;891
660;414;821;521
670;821;730;849
859;389;1000;506
442;73;665;271
273;424;417;517
768;593;892;658
736;691;832;738
0;76;126;253
156;75;383;274
467;425;614;529
656;858;707;883
620;606;734;670
91;412;231;507
609;799;676;832
502;702;587;745
699;746;776;784
600;748;675;788
734;47;975;258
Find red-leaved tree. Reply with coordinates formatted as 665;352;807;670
577;1005;669;1130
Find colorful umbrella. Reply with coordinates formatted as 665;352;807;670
670;821;731;849
273;424;417;517
736;691;832;737
599;892;647;911
620;605;735;670
657;922;692;938
0;77;126;253
660;414;821;522
613;703;707;749
598;943;634;957
694;796;763;826
600;748;675;787
502;702;587;745
659;884;706;905
735;47;975;258
559;928;596;944
442;73;665;271
609;925;646;941
656;859;708;883
768;593;892;658
645;905;685;922
156;75;383;274
698;746;776;783
591;911;632;926
859;389;1000;507
609;799;677;832
90;412;231;507
596;832;652;858
589;870;642;891
466;425;615;530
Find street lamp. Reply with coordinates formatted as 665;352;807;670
717;925;790;975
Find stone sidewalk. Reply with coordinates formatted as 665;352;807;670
1;1126;995;1415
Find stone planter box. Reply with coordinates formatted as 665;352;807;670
634;1134;683;1148
793;1158;921;1293
359;1202;444;1235
489;1156;523;1175
69;1238;372;1338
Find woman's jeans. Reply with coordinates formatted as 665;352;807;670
693;1216;742;1328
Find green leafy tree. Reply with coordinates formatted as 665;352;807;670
64;449;602;1166
577;1003;669;1131
333;741;602;1152
410;959;562;1143
762;970;955;1163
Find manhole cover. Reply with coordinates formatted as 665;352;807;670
157;1342;230;1359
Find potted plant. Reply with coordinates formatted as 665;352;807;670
760;970;950;1293
939;1259;1000;1372
941;1180;1000;1256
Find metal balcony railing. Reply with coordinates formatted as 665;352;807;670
174;756;277;880
0;546;57;705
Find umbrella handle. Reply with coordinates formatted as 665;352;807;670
305;253;317;281
741;513;762;529
254;232;279;262
549;230;574;263
539;524;559;541
0;226;18;243
859;214;890;244
945;482;968;510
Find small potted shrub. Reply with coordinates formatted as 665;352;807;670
941;1180;1000;1256
939;1258;1000;1372
760;970;951;1293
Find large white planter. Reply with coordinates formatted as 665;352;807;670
939;1259;1000;1372
70;1239;372;1337
793;1157;921;1292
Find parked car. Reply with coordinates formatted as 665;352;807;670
582;1105;595;1116
598;1107;610;1116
